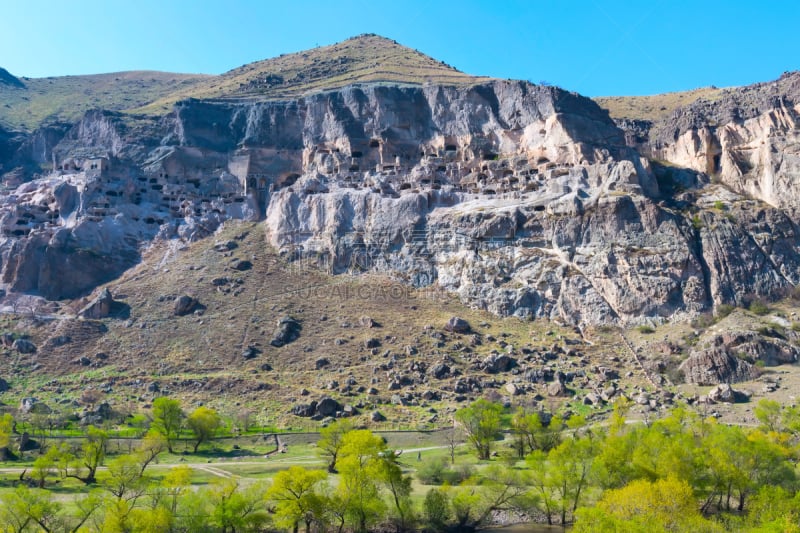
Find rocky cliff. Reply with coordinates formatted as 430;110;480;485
0;52;799;328
620;72;800;216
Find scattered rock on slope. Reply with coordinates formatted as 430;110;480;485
271;316;301;347
79;287;115;319
173;295;199;316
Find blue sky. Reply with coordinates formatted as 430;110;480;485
2;0;798;96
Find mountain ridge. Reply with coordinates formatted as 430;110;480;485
0;34;491;132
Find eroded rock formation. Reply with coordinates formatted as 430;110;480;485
0;73;798;326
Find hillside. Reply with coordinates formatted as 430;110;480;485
0;70;210;131
0;34;488;131
593;85;727;121
0;67;24;89
135;34;490;115
0;220;642;427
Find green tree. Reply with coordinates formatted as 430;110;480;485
510;408;562;458
58;425;108;484
745;485;800;532
548;435;595;525
317;419;355;473
158;464;193;517
126;505;174;533
266;466;328;533
31;445;61;488
379;449;415;532
151;397;183;453
704;423;795;511
0;486;63;533
0;412;14;452
102;453;149;504
754;399;783;433
207;478;269;533
423;489;450;532
135;429;167;476
187;406;222;453
337;429;388;533
455;399;503;460
573;476;723;533
525;449;558;525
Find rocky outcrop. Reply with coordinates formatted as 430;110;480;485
680;330;800;384
622;72;800;216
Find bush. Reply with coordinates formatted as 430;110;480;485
691;313;715;329
423;489;450;532
637;325;655;334
716;304;734;319
713;200;725;211
416;458;474;485
416;458;448;485
749;299;770;316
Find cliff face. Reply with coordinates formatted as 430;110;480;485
623;72;800;216
0;76;798;325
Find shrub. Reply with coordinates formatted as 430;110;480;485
416;458;474;485
416;458;448;485
713;200;725;210
791;286;800;302
749;299;770;316
792;322;800;333
691;313;715;329
691;215;704;230
423;488;451;532
716;304;735;319
637;325;655;334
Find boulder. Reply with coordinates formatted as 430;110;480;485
445;317;471;334
241;345;260;359
173;295;198;316
359;316;379;328
49;335;72;347
315;357;330;369
20;398;50;414
0;378;9;392
547;380;569;397
583;392;602;405
271;316;301;347
232;259;252;271
214;240;238;251
315;397;342;417
13;338;36;354
707;383;748;403
364;337;381;349
291;402;317;417
482;353;516;373
431;363;451;379
371;410;386;422
79;287;114;319
18;432;39;452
